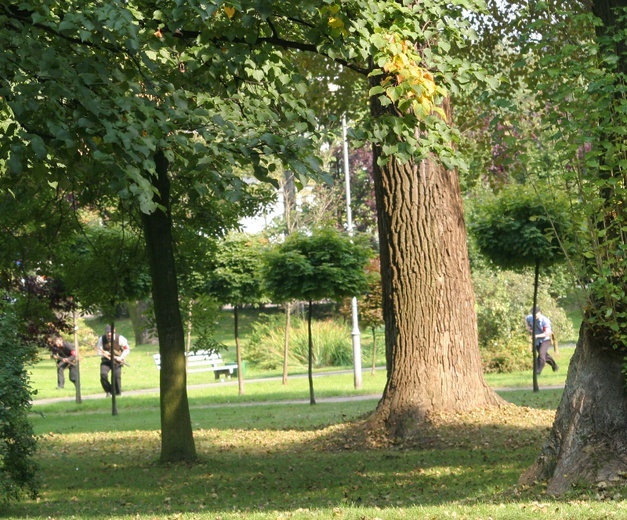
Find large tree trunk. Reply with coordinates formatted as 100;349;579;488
519;323;627;494
368;95;503;439
141;149;196;462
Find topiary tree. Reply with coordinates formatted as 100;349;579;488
472;267;575;373
55;223;151;413
471;184;573;390
264;227;371;404
207;233;268;395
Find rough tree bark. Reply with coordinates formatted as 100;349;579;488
367;96;503;439
519;0;627;494
141;149;196;462
519;325;627;494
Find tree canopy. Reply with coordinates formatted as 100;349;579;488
471;185;572;270
264;227;371;403
264;228;371;305
2;0;507;460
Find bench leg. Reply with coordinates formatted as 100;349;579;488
215;370;230;381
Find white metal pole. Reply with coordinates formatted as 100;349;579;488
343;114;362;390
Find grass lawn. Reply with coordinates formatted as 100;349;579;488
7;315;620;519
5;375;625;520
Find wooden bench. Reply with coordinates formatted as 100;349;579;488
153;350;238;380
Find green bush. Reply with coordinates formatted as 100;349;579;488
473;268;575;373
0;303;40;504
245;314;353;369
74;317;100;354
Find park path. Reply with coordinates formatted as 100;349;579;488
31;369;565;407
31;370;377;406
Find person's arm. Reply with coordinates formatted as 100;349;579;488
115;335;130;361
94;337;104;357
525;316;533;333
537;317;552;340
64;342;77;362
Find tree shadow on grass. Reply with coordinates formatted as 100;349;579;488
6;403;558;517
29;387;563;437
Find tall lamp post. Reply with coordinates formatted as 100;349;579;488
342;114;363;390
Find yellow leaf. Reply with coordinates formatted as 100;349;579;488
224;6;235;19
328;17;344;29
420;96;432;113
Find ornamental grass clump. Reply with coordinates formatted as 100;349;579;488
246;314;353;370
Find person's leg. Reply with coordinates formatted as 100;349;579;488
57;363;65;388
536;341;550;374
113;366;122;395
69;364;78;386
100;361;113;394
546;350;559;371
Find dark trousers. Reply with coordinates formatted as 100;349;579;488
536;340;557;374
57;362;77;388
100;360;123;395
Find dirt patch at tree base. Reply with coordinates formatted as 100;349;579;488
316;403;554;452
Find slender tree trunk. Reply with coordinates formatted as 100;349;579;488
141;149;196;462
234;305;245;395
73;309;82;404
282;302;291;385
186;300;193;354
282;171;296;386
109;320;118;416
371;326;377;376
367;94;503;439
308;299;316;405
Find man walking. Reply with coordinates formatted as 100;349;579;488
526;306;558;375
94;325;130;396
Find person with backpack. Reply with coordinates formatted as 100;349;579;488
525;306;558;375
94;324;130;396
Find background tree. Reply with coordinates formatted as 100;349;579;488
1;1;322;462
518;2;627;493
56;221;152;413
207;233;268;395
470;185;572;390
264;228;371;404
470;266;575;373
224;0;506;437
281;171;297;386
360;258;384;375
56;224;151;319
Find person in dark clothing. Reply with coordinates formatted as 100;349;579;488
49;335;77;389
94;325;130;396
